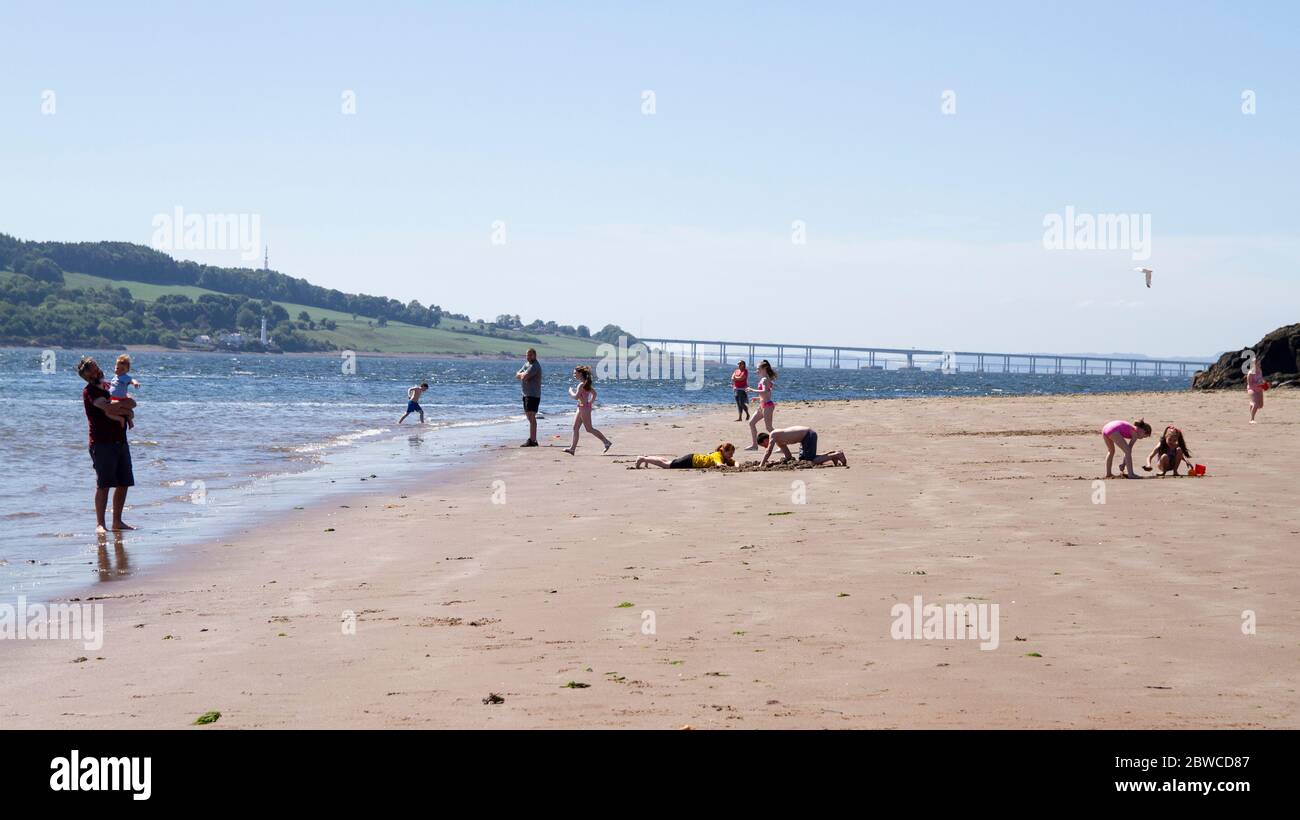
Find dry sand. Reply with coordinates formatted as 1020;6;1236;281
2;389;1296;728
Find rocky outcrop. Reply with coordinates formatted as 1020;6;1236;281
1193;323;1300;389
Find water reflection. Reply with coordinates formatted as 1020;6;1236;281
96;531;130;582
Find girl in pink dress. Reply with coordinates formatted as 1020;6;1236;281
1101;418;1152;478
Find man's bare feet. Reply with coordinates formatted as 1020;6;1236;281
96;524;108;534
563;448;575;455
112;521;135;531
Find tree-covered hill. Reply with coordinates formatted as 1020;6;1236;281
0;234;636;354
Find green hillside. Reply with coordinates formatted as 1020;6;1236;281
54;271;602;356
0;235;636;354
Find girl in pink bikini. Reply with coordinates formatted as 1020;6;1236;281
745;360;778;450
1101;418;1152;478
563;365;613;455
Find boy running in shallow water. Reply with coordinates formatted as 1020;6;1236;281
399;382;429;424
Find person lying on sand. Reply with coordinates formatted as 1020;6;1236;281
636;443;736;469
757;427;847;467
1143;425;1193;476
1101;418;1151;478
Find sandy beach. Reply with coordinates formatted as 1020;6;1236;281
1;389;1296;729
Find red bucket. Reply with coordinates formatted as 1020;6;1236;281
1193;464;1206;476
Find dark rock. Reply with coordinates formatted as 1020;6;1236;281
1192;323;1300;390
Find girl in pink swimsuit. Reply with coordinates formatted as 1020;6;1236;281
1246;358;1266;423
1101;418;1152;478
745;360;778;450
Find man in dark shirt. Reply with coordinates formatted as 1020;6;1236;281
78;356;137;533
515;348;542;446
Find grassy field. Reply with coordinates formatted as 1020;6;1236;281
50;270;604;356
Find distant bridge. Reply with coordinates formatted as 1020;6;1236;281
636;338;1214;377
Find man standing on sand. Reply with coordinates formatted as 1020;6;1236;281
78;356;137;533
398;382;429;424
516;348;542;446
757;426;848;467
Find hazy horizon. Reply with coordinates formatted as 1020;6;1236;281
3;1;1296;358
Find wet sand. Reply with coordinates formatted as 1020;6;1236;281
1;389;1296;728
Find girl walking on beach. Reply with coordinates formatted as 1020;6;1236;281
745;360;777;450
563;365;613;455
636;442;736;469
1101;418;1151;478
731;361;750;421
1143;426;1193;475
1246;357;1267;423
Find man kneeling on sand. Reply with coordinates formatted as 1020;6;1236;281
757;427;847;467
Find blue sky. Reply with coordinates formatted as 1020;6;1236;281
2;1;1296;356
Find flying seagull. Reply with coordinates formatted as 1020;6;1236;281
1134;267;1153;288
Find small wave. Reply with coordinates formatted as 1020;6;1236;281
1;511;41;520
291;427;389;453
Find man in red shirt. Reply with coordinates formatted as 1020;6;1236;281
78;356;137;533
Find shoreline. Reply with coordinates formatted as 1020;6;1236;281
3;388;1296;728
6;403;684;607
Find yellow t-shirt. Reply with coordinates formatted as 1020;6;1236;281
691;451;724;468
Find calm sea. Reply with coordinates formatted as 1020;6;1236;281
1;347;1193;601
